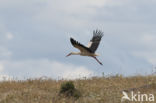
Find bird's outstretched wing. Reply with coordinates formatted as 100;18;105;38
70;38;92;53
88;30;104;53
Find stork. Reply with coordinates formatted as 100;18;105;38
66;29;104;65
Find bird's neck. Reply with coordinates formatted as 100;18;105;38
71;52;81;55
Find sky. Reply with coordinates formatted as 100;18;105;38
0;0;156;80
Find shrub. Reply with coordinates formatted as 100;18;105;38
59;81;81;99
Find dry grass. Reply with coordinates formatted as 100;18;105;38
0;75;156;103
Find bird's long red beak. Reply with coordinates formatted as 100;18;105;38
66;53;72;57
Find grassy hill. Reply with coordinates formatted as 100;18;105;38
0;75;156;103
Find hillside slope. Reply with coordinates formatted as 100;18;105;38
0;75;156;103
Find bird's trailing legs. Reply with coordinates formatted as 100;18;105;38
92;56;103;65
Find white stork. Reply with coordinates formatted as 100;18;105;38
66;29;104;65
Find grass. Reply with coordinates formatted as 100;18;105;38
0;75;156;103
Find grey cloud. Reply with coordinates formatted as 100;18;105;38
0;0;155;78
1;59;93;79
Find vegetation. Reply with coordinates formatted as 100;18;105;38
0;75;156;103
59;81;81;99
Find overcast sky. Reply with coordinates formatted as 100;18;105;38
0;0;156;79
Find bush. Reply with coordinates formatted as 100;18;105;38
59;81;81;99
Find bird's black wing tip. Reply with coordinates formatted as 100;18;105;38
70;37;77;46
70;37;73;40
93;29;104;36
70;37;75;42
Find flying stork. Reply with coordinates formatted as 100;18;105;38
66;29;104;65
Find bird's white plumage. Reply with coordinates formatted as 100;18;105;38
87;41;93;48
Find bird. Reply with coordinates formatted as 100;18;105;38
66;29;104;65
